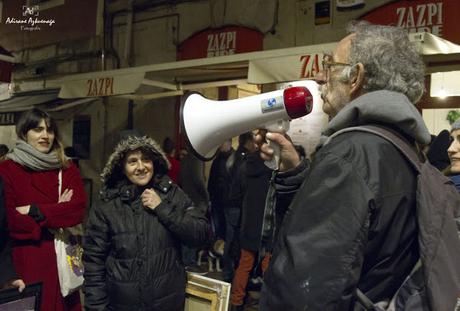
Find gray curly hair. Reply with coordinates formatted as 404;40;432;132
346;21;425;104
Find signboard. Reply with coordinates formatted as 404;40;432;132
248;42;337;84
361;0;460;45
58;72;144;99
250;53;323;83
178;26;263;60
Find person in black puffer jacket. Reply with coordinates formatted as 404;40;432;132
447;119;460;192
83;136;209;311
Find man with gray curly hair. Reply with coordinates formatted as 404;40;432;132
259;22;433;310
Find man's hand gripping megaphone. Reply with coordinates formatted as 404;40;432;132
256;128;300;172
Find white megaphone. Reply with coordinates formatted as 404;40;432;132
181;86;313;164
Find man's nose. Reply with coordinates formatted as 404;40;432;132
315;70;327;85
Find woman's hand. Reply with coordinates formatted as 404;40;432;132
1;279;26;292
58;189;73;203
141;189;162;210
15;205;30;215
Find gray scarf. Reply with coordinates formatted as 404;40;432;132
7;140;62;171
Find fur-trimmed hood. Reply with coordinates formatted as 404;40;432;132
100;136;171;191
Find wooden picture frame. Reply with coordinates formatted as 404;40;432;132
0;282;42;311
185;273;230;311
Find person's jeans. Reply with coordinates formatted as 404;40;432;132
223;207;241;282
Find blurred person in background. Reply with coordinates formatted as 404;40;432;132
178;150;210;274
222;132;258;283
447;119;460;192
230;151;271;311
426;130;451;171
207;139;234;240
162;137;181;183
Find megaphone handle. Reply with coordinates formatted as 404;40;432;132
265;140;280;170
263;119;290;170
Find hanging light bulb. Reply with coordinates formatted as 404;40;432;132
438;87;447;99
437;72;447;99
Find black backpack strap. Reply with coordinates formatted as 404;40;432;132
328;125;423;173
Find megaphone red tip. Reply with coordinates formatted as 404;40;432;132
283;86;313;119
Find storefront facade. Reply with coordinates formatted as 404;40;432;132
0;0;459;200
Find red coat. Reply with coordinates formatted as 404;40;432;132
0;160;86;311
167;155;181;183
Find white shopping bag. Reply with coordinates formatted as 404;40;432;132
53;169;85;297
54;227;84;297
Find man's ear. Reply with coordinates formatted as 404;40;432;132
350;62;364;97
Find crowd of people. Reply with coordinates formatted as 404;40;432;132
1;21;460;311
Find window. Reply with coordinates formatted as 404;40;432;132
72;116;91;160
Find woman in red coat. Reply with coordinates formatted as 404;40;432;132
0;108;86;311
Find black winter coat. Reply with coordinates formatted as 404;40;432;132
207;149;233;210
232;154;272;251
178;153;209;211
83;176;209;311
261;130;419;311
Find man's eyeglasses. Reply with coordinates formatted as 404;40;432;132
322;54;351;79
